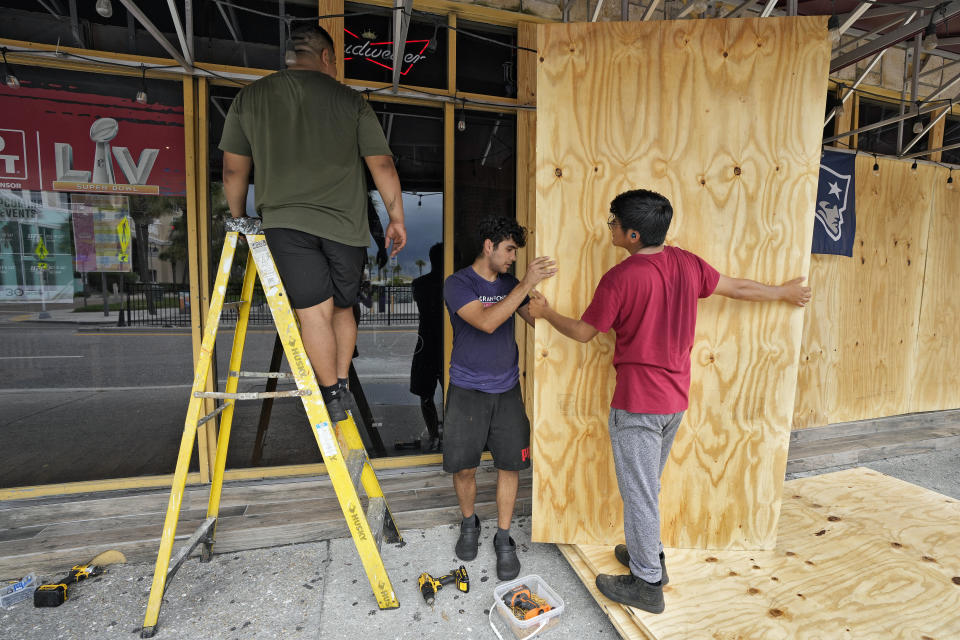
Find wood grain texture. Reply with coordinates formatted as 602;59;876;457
533;17;830;548
912;166;960;412
793;156;936;428
571;468;960;640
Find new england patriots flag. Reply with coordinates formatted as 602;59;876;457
812;149;856;256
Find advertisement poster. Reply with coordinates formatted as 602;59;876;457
71;194;132;273
0;82;185;197
0;191;74;303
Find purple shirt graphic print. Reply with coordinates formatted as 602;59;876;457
443;267;527;393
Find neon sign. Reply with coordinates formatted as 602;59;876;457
343;28;431;76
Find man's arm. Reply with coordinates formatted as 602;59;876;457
712;275;811;307
455;256;557;334
527;291;599;343
222;151;253;218
364;155;406;256
516;303;534;328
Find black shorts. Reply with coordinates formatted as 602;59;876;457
263;228;366;309
442;383;531;473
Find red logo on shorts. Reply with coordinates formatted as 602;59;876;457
521;447;530;462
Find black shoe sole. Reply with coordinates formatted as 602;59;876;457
595;574;664;614
614;545;668;586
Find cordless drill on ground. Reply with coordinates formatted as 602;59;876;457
417;565;469;605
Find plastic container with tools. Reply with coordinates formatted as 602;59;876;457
0;573;38;609
489;575;565;640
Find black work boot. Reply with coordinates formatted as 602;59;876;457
614;545;668;586
494;535;521;581
321;386;348;423
455;515;480;561
595;573;664;613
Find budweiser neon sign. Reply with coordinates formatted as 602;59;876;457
344;28;431;75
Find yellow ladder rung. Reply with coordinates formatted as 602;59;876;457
193;390;310;401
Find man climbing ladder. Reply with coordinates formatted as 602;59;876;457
141;222;402;638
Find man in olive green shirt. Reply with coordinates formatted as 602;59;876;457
219;24;406;421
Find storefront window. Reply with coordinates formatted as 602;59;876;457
0;66;192;487
454;110;517;271
344;4;448;90
942;116;960;165
455;21;518;98
858;98;930;156
206;96;446;467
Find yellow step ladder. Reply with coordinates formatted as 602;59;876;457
141;221;402;638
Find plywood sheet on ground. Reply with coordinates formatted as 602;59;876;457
912;166;960;413
568;468;960;639
533;17;830;548
793;157;936;428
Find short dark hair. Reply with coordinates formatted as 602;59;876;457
609;189;673;247
477;216;527;250
290;24;335;57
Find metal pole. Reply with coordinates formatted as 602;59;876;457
825;50;886;128
900;101;952;156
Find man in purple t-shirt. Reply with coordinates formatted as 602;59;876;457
443;216;557;580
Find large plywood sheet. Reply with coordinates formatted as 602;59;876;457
912;167;960;413
533;17;830;548
570;468;960;639
793;157;935;428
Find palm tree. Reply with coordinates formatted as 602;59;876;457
392;263;402;285
415;259;426;276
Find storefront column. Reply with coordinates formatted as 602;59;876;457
183;75;217;482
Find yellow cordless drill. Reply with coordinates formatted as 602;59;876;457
417;565;469;605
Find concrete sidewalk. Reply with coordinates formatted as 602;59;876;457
0;514;617;640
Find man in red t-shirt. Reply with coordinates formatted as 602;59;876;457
529;188;810;614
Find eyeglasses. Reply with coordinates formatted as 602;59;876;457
606;215;620;229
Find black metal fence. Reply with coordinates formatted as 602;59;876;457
123;282;418;327
358;284;418;326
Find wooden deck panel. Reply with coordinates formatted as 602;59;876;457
570;468;960;639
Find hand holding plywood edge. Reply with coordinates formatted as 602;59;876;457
522;256;558;287
780;277;812;307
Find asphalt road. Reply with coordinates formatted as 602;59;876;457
0;324;440;487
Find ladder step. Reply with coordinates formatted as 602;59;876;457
197;402;230;427
194;390;310;400
221;300;247;309
166;517;216;589
345;448;366;490
366;496;387;552
230;371;295;379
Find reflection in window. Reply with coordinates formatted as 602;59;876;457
456;21;518;99
454;110;517;271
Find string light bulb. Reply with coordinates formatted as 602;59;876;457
284;39;297;66
948;171;954;190
912;120;924;135
457;104;466;132
923;21;939;51
872;155;880;176
135;65;147;104
911;159;918;171
95;0;113;18
427;23;440;54
1;48;20;89
828;15;841;44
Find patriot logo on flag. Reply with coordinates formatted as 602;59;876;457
813;149;856;256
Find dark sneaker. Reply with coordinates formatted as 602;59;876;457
322;388;348;423
595;573;664;613
455;515;480;561
614;545;668;586
494;535;521;581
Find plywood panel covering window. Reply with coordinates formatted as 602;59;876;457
794;156;936;428
533;17;830;549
